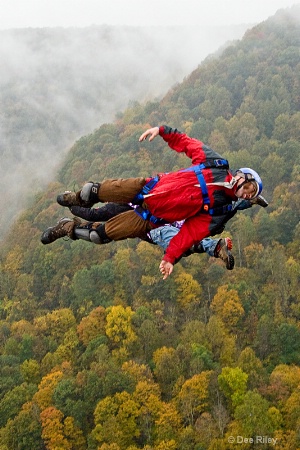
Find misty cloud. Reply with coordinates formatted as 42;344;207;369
0;24;249;238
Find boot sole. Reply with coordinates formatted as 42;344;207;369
226;252;235;270
57;193;78;207
41;228;53;244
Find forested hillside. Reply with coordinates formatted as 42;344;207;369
0;23;247;239
0;6;300;449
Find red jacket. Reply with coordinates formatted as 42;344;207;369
144;126;238;264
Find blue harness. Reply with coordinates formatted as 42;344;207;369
181;159;232;215
133;159;233;223
132;175;160;205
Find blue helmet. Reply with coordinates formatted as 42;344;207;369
235;168;263;198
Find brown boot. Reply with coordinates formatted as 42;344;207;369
214;237;234;270
57;182;100;208
41;217;80;245
57;190;82;207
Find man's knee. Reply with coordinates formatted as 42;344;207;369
74;221;112;244
93;223;112;244
80;182;101;204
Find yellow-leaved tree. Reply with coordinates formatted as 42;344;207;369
121;360;154;384
153;346;181;398
33;308;77;343
33;370;64;410
77;305;106;346
176;371;213;425
40;406;70;450
174;272;202;309
105;305;137;359
92;391;140;449
211;285;245;329
40;406;86;450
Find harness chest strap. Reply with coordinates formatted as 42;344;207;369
132;175;160;204
182;159;229;210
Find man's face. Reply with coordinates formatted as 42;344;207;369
235;180;257;199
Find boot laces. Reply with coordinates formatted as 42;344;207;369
62;191;77;204
51;219;73;239
216;238;232;261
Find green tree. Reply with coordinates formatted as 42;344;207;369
0;401;43;450
134;318;161;362
20;359;41;384
237;347;266;389
0;382;37;427
218;367;248;410
53;377;87;428
71;262;115;309
234;390;281;437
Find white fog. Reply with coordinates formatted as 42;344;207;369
0;23;251;237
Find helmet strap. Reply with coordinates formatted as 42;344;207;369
235;178;247;195
235;175;258;197
228;176;238;189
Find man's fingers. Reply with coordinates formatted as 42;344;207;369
159;261;173;280
139;131;149;141
139;127;158;142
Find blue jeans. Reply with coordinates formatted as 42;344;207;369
149;226;218;257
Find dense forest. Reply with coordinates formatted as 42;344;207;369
0;22;246;239
0;6;300;449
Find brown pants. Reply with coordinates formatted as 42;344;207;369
98;177;146;203
92;209;154;241
94;177;155;241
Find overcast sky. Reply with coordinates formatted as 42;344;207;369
0;0;298;29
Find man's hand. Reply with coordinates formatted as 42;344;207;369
159;260;174;280
139;126;159;142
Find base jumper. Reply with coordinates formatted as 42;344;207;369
41;125;264;279
47;194;267;271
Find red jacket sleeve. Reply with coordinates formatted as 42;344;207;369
159;125;208;164
162;213;213;264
